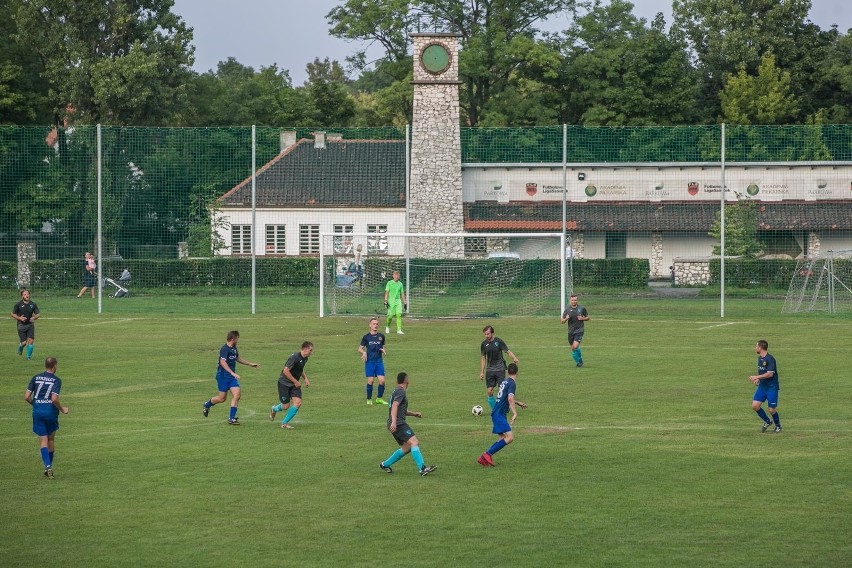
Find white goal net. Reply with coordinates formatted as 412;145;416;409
320;232;569;317
782;250;852;313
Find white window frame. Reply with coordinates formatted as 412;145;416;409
333;224;354;254
265;224;286;254
300;224;320;254
231;224;252;255
367;224;388;255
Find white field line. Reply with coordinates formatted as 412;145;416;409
696;322;739;330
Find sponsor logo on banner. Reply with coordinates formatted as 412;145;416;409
585;184;597;197
687;182;699;196
746;184;760;196
526;183;537;196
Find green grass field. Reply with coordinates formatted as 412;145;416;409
1;293;850;567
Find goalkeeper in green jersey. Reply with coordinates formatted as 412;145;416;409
384;270;407;335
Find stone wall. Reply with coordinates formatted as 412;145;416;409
672;258;711;286
807;231;821;257
17;239;36;286
650;232;663;277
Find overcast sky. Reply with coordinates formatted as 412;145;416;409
171;0;851;85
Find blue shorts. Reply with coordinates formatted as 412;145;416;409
33;415;59;436
753;385;779;408
365;360;385;378
491;414;511;435
216;374;240;392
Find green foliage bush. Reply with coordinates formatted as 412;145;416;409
709;258;798;289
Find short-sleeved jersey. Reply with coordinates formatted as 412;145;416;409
388;385;409;427
27;371;61;418
280;351;310;386
13;300;39;325
492;377;517;417
216;344;238;380
481;337;510;371
385;280;404;303
360;332;385;362
757;353;780;390
562;305;589;335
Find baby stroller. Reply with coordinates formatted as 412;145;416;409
104;268;131;298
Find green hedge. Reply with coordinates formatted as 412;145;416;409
0;260;17;287
572;258;650;288
28;257;321;289
709;258;798;289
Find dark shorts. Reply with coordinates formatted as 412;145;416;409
485;368;505;389
33;415;59;437
492;414;511;435
278;381;303;404
569;332;584;345
83;273;96;287
390;422;415;445
17;323;34;342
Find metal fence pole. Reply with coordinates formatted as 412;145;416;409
720;123;726;318
97;124;103;314
251;125;257;315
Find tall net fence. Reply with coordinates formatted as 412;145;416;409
1;124;851;314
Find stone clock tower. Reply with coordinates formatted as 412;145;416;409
409;32;464;256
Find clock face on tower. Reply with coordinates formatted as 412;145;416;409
420;42;451;75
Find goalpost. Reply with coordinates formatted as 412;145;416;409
319;232;569;318
783;250;852;314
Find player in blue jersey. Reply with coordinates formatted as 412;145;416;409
480;325;519;410
379;372;437;476
270;341;313;429
12;288;40;360
359;318;388;405
560;294;590;367
478;363;527;467
24;357;69;479
202;330;261;425
749;339;782;433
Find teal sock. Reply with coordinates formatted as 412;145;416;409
17;344;24;355
383;448;405;467
576;348;582;361
410;446;425;470
487;396;496;410
282;405;299;424
272;403;283;413
26;344;33;359
40;447;50;468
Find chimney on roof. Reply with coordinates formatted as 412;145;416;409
280;130;297;152
313;131;326;149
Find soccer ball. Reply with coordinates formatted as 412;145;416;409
471;405;484;416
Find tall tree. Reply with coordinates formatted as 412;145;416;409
720;53;799;125
11;0;194;126
0;1;51;124
328;0;575;126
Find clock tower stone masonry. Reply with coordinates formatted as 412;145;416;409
409;33;464;257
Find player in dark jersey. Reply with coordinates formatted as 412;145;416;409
749;339;782;433
379;372;437;476
359;318;388;405
480;325;519;410
270;341;313;429
478;363;526;467
12;288;40;360
560;294;590;367
24;357;68;479
201;330;261;425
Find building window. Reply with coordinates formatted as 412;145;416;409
333;224;354;254
464;237;486;257
367;225;388;255
300;224;320;254
265;225;286;254
605;232;626;259
231;225;252;254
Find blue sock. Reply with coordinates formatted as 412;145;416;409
282;405;299;424
383;448;405;467
40;447;50;468
26;344;33;359
49;451;54;464
487;438;508;455
772;412;781;427
377;384;385;399
203;400;214;409
17;344;23;355
411;446;425;470
272;403;283;413
229;406;237;420
366;384;373;400
487;396;495;410
756;408;771;423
